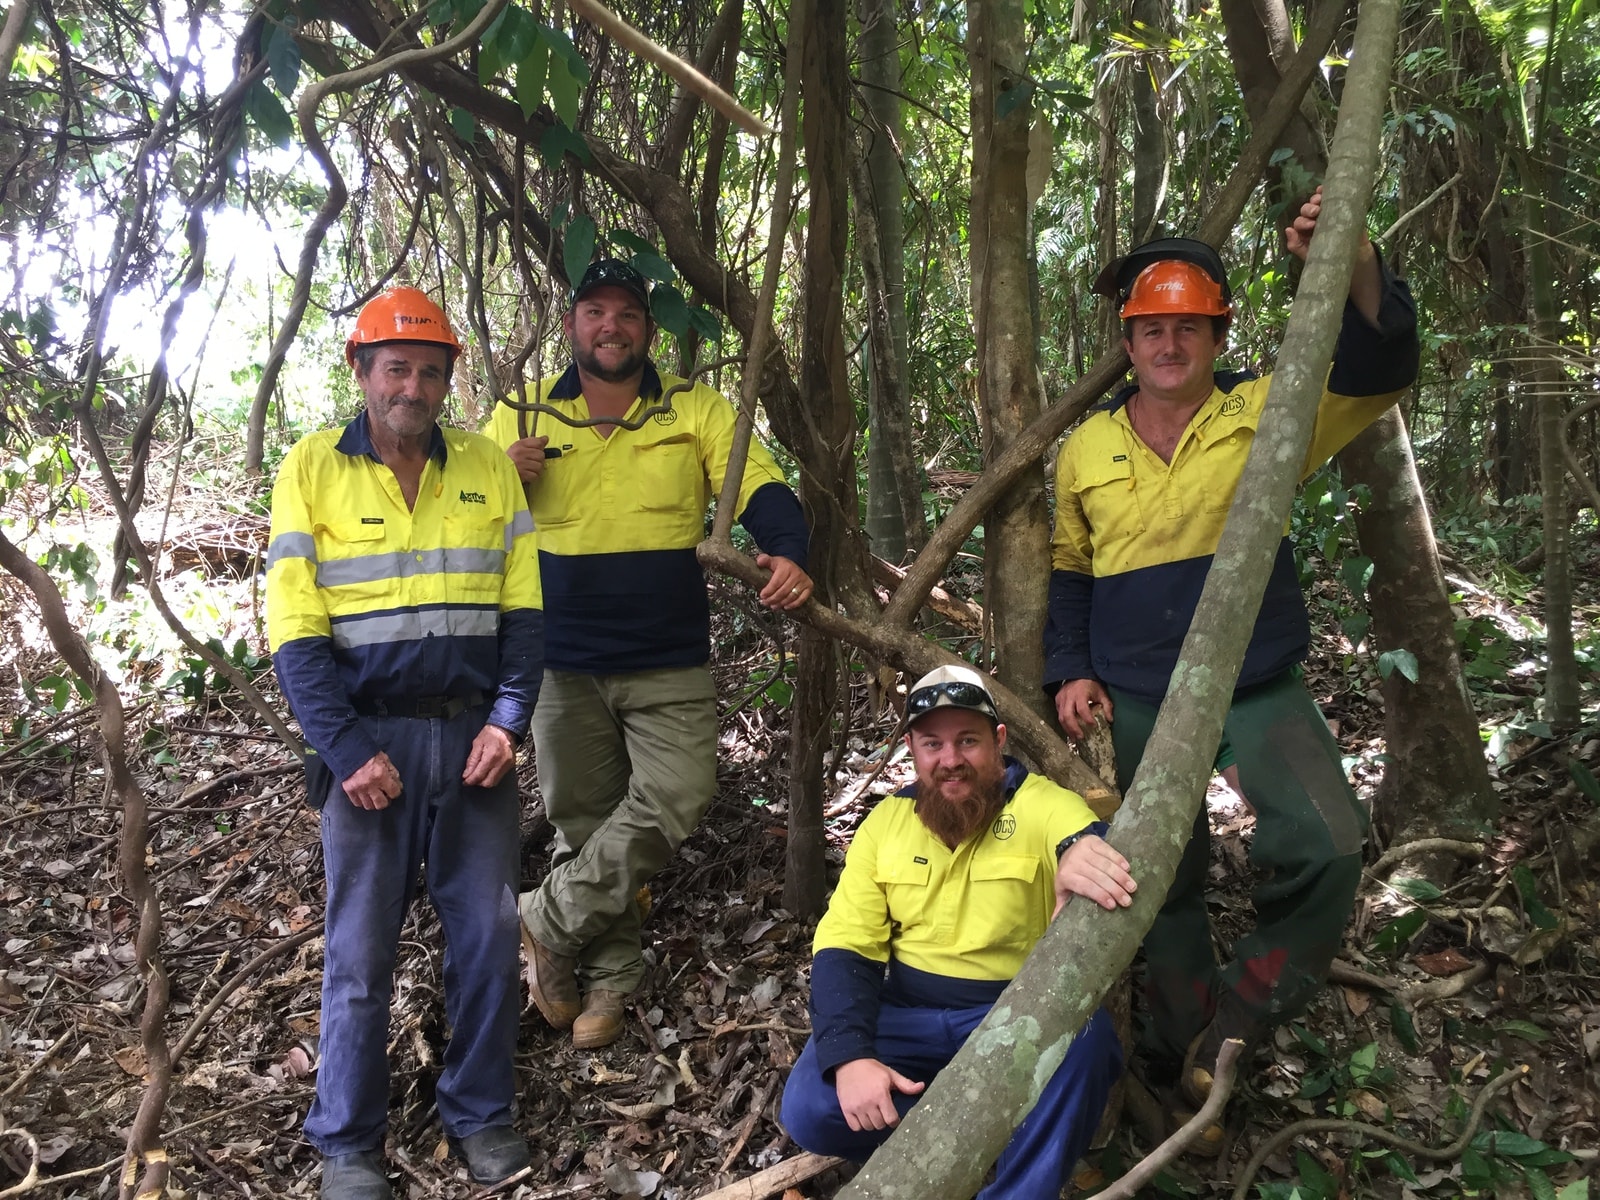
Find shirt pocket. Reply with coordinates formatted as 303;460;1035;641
873;857;932;934
629;435;706;544
442;507;510;612
312;519;392;609
963;854;1046;958
1069;456;1144;541
1201;411;1257;512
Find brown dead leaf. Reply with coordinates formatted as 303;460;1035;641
782;1191;806;1200
1352;1090;1388;1120
113;1044;147;1077
1343;986;1372;1016
1413;949;1475;977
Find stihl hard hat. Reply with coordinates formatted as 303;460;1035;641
1119;260;1232;319
1093;236;1232;319
345;287;463;367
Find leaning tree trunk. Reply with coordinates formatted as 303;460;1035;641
1129;0;1167;241
1217;0;1326;213
1338;408;1497;842
838;0;1403;1187
968;0;1051;713
785;0;857;918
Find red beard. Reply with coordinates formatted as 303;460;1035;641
915;767;1008;849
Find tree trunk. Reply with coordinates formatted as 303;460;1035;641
1130;0;1166;241
857;0;924;563
1338;408;1497;841
1217;0;1326;213
968;0;1050;712
785;0;856;918
1523;161;1580;730
839;0;1403;1188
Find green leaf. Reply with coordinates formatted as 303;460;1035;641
1511;864;1559;929
478;6;511;82
995;77;1034;122
1341;613;1371;646
1388;1002;1420;1053
1348;1042;1379;1086
1480;1131;1574;1165
1340;554;1374;594
610;229;657;256
244;81;293;148
1295;1148;1339;1199
538;124;589;169
262;22;301;96
449;106;477;143
563;214;596;288
547;51;581;127
650;283;691;338
544;25;591;85
1528;1167;1559;1200
630;250;674;283
1378;648;1419;682
1382;1150;1419;1182
429;0;453;23
516;37;548;119
688;305;722;344
1371;908;1428;955
1391;877;1443;901
1569;760;1600;806
1498;1019;1551;1043
767;679;794;708
1556;1179;1591;1200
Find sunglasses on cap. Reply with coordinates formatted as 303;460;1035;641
905;680;999;721
571;258;651;309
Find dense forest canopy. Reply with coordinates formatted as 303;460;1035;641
0;0;1597;1195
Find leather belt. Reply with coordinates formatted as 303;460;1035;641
352;691;487;720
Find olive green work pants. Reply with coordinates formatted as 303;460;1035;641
520;666;719;993
1108;669;1368;1062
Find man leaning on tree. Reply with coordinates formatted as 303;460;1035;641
1045;188;1419;1138
484;258;811;1050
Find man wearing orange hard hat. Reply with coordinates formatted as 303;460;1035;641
267;287;543;1198
1045;191;1420;1132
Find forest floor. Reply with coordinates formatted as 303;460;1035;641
1;494;1597;1200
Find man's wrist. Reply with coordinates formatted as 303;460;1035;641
1056;821;1110;860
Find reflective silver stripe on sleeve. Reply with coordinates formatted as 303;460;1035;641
317;547;506;588
505;509;535;550
265;532;317;570
328;605;501;649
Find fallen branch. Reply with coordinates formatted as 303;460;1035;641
1400;961;1491;1007
692;1152;846;1200
170;923;324;1067
1228;1064;1529;1200
0;1125;41;1198
717;1072;780;1173
1095;1040;1245;1200
1368;838;1486;878
0;1030;72;1102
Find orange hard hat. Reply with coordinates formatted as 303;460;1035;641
1118;260;1232;319
344;287;462;367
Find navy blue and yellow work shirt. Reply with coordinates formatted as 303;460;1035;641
484;362;808;675
266;415;544;782
1045;257;1420;702
808;761;1101;1075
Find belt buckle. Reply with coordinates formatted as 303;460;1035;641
415;696;447;719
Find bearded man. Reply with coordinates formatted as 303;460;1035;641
780;665;1136;1197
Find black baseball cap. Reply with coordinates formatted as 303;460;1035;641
570;258;652;310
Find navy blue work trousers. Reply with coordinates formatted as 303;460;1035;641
781;1004;1120;1197
304;710;521;1156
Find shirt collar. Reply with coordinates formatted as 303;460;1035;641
548;360;664;402
334;412;448;466
1098;368;1259;415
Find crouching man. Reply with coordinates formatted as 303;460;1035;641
781;666;1135;1196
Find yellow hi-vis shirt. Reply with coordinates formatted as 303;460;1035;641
813;769;1099;983
266;416;543;781
484;362;807;674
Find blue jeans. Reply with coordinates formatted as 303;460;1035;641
781;1004;1120;1197
304;710;521;1156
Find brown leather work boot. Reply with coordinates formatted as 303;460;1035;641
571;989;628;1050
1180;990;1267;1108
522;926;580;1030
